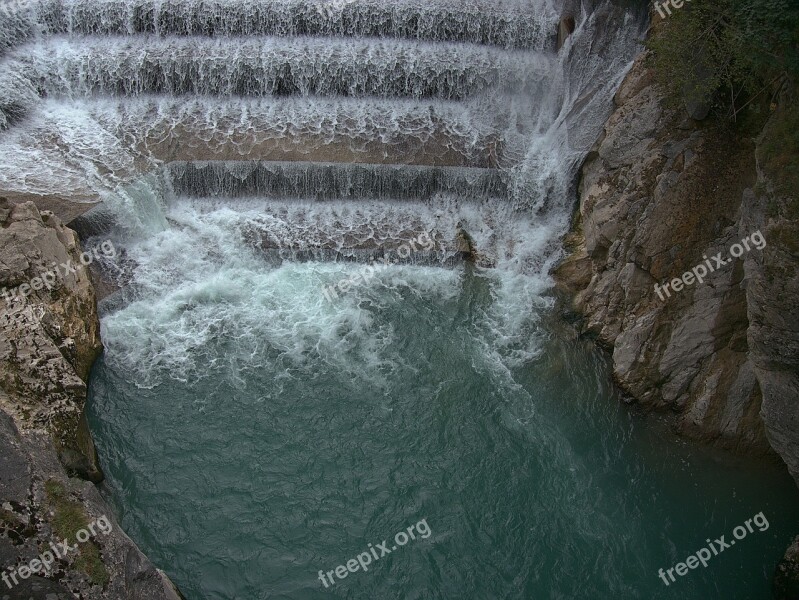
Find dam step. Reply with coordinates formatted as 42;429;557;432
83;196;523;278
2;36;551;108
165;161;509;201
0;97;509;200
0;0;557;54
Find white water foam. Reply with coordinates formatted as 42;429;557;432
0;0;557;51
92;192;553;386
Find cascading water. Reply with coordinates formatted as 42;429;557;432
4;36;553;102
0;0;554;51
3;0;798;598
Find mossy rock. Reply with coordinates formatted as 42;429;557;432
43;479;110;587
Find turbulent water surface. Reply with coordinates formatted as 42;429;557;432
86;233;799;599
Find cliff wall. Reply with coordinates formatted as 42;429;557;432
0;198;182;599
554;52;799;485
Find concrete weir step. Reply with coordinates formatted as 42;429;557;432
2;36;551;108
165;161;509;201
0;0;557;54
84;195;490;302
0;96;506;204
131;196;487;265
130;97;505;167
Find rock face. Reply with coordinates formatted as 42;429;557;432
775;535;799;600
0;199;102;480
557;16;576;51
0;198;182;598
553;52;799;485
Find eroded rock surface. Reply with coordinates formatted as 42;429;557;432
553;52;799;483
0;198;182;599
0;199;102;480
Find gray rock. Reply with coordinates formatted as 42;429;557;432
0;575;73;600
0;201;102;475
554;44;799;590
125;547;185;600
774;536;799;600
0;411;29;505
0;201;183;598
0;537;72;599
553;49;789;460
557;16;576;51
741;183;799;482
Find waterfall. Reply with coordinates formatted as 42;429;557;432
165;162;509;200
5;36;553;101
0;0;555;51
0;0;647;276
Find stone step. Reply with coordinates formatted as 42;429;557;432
166;161;509;201
0;0;557;54
2;35;552;105
0;96;509;202
81;196;501;273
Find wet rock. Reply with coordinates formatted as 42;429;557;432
455;225;477;261
774;536;799;600
557;16;576;51
125;547;185;600
553;49;797;469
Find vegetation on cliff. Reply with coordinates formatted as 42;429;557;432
45;480;110;587
648;0;798;120
648;0;798;218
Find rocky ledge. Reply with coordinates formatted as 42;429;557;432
0;198;181;599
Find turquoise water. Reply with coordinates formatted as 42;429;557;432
87;245;799;599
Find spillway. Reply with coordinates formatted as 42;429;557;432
3;36;552;103
0;0;555;52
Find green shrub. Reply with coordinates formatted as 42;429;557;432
648;0;799;118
